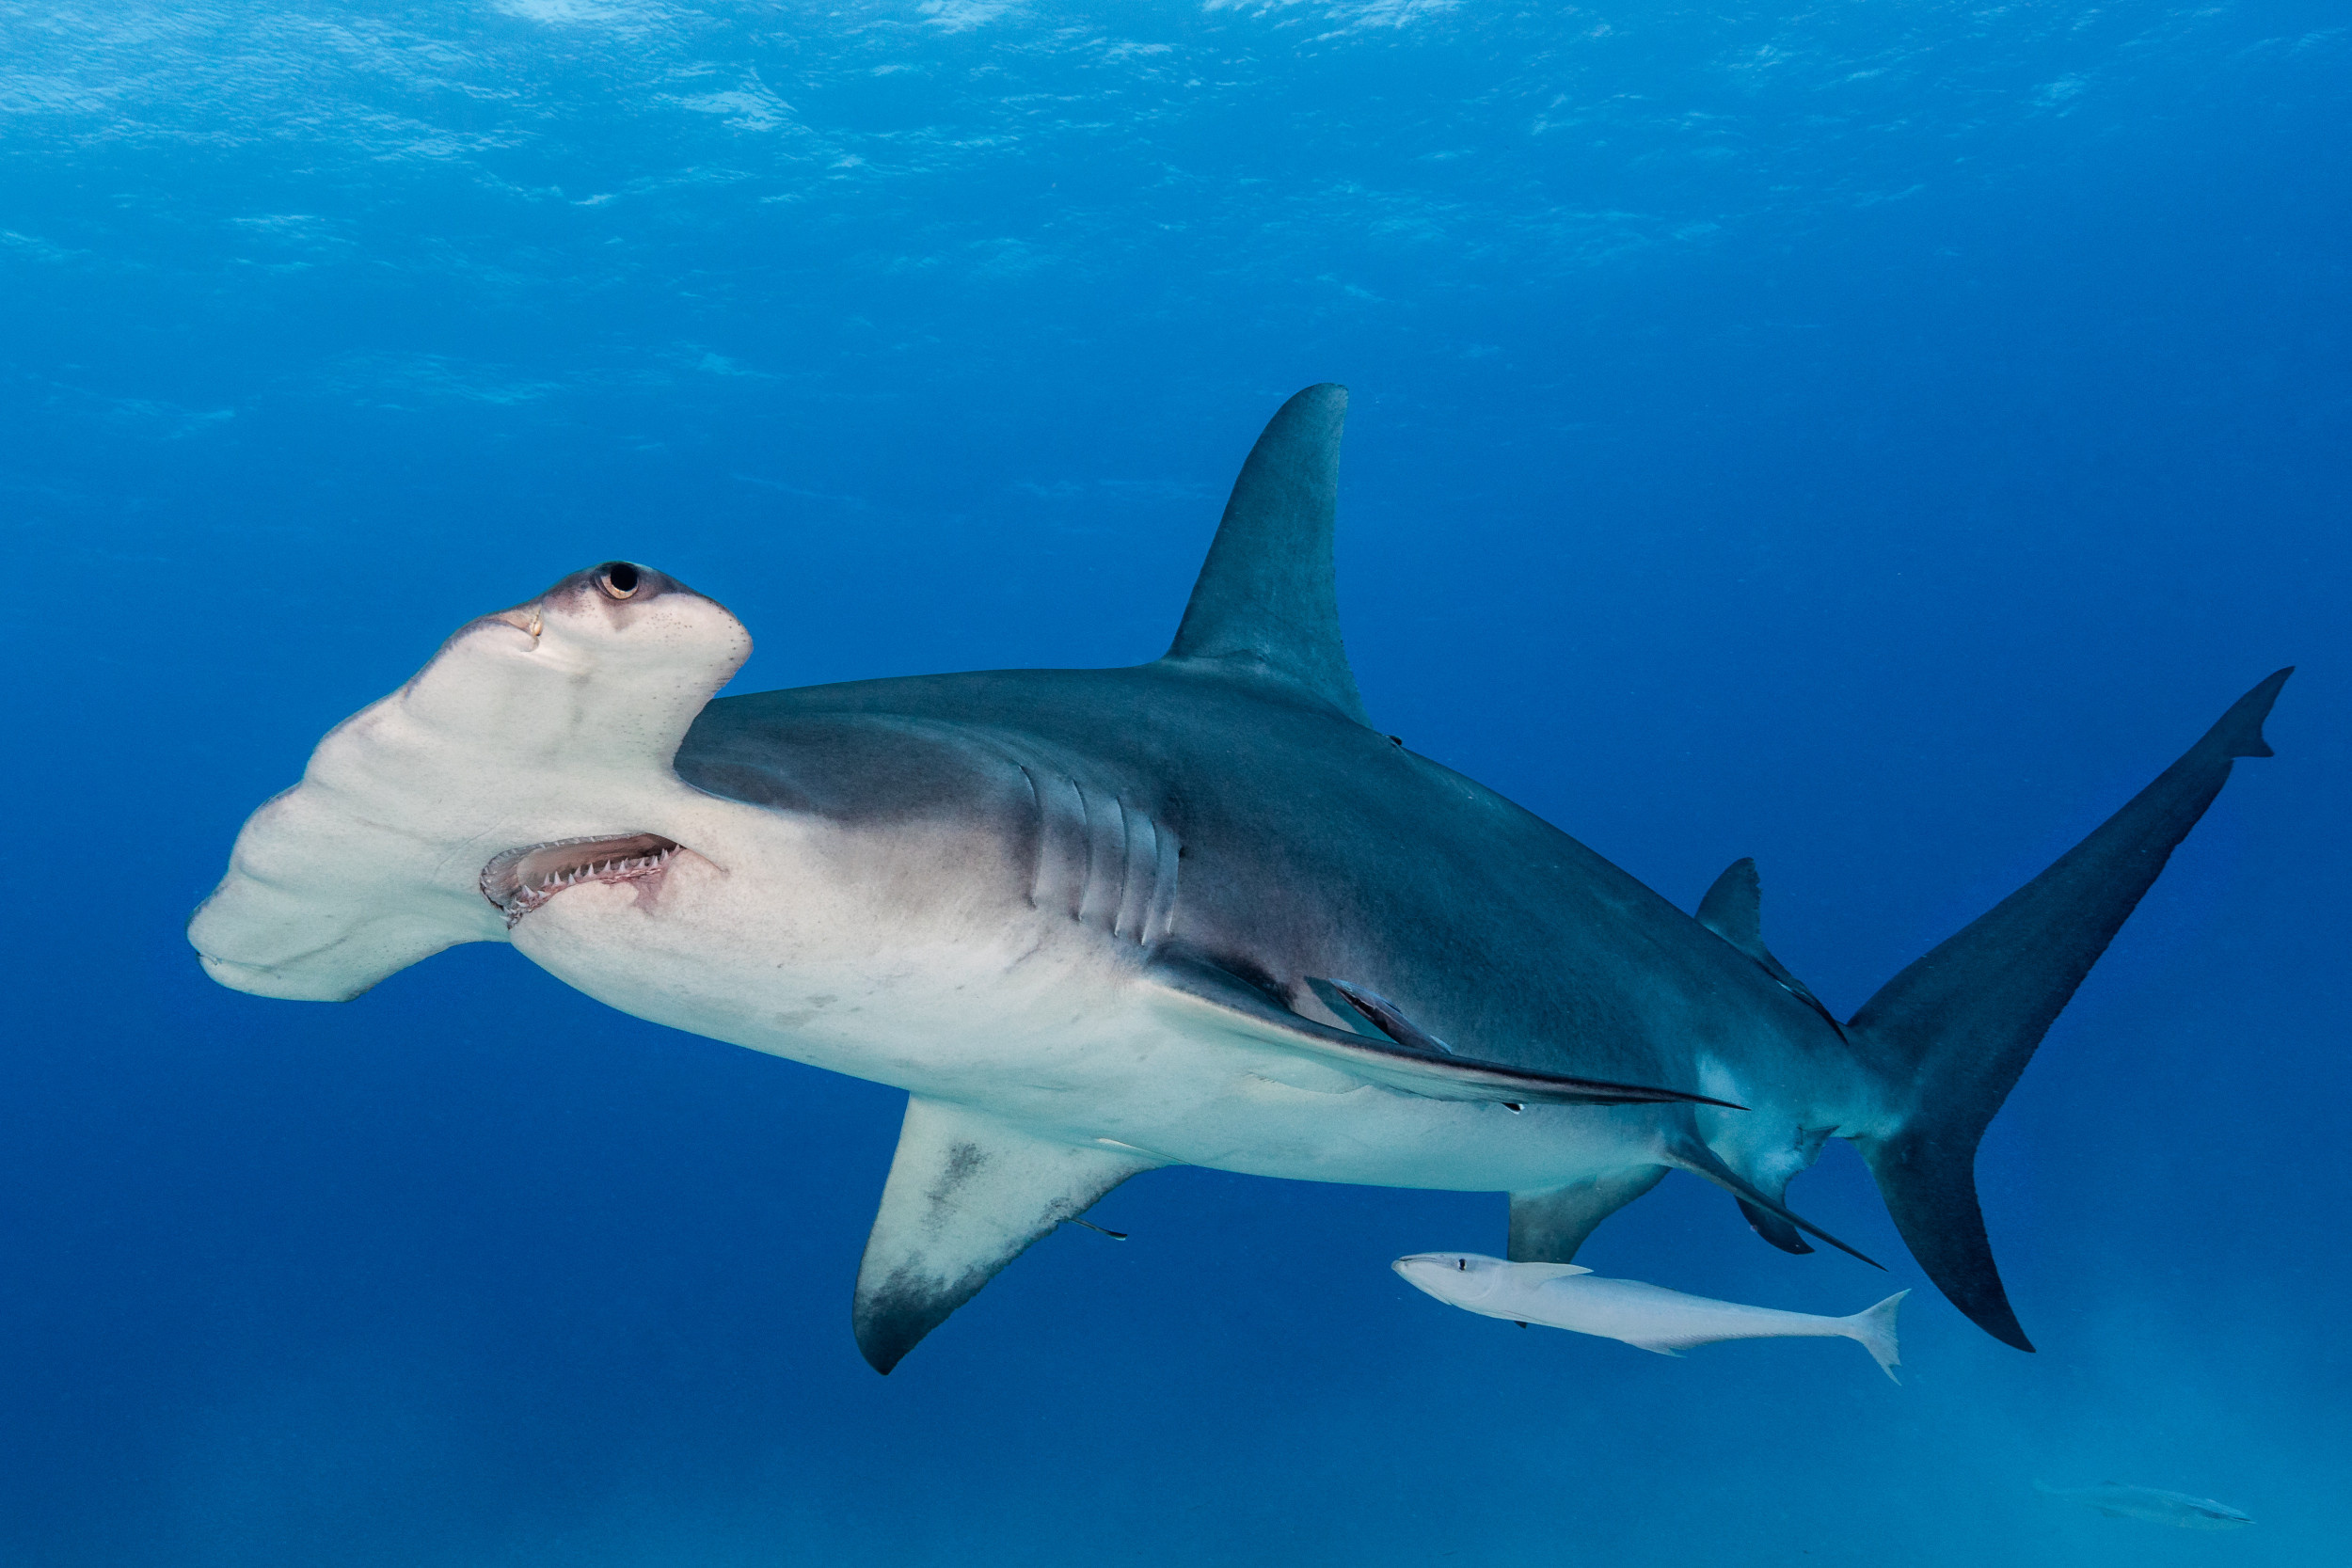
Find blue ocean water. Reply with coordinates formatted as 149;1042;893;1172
4;1;2347;1562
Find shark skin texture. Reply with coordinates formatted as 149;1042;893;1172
189;386;2291;1372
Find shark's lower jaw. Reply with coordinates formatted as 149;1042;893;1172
481;832;680;928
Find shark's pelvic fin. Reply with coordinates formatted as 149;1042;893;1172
853;1099;1157;1375
1152;958;1745;1109
1162;384;1371;725
1849;669;2293;1353
1508;1167;1669;1263
1696;858;1842;1036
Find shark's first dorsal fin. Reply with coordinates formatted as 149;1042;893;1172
1696;858;1841;1036
1163;384;1370;725
852;1098;1158;1374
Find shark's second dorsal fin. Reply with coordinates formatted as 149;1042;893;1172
1162;384;1370;725
1696;858;1841;1036
1695;856;1769;954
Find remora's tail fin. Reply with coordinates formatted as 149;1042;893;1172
1849;670;2292;1352
1843;1290;1908;1384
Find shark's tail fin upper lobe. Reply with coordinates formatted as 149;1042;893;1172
1847;670;2291;1352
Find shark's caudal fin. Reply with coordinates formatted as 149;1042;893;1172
1162;384;1372;725
1849;670;2292;1352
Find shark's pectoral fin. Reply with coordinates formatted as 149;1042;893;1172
1696;858;1843;1037
1668;1136;1881;1268
1150;958;1740;1110
852;1098;1158;1375
1508;1168;1669;1263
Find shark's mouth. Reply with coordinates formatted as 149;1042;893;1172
481;832;679;928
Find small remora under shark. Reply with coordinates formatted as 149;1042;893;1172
190;385;2290;1374
1393;1253;1907;1382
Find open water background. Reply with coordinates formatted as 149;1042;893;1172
3;2;2346;1563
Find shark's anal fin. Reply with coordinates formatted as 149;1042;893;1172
1162;384;1370;725
1735;1198;1816;1256
1669;1135;1882;1269
852;1099;1157;1375
1696;858;1842;1037
1508;1168;1669;1263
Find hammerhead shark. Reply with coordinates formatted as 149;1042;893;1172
189;385;2289;1372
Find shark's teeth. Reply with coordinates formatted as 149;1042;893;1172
480;833;680;927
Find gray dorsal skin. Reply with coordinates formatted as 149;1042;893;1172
187;387;2293;1373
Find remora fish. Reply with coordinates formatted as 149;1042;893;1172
1394;1252;1906;1381
2034;1481;2254;1529
187;385;2292;1372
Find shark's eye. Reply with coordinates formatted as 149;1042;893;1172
597;562;641;601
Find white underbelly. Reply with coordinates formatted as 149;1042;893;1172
507;865;1667;1196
